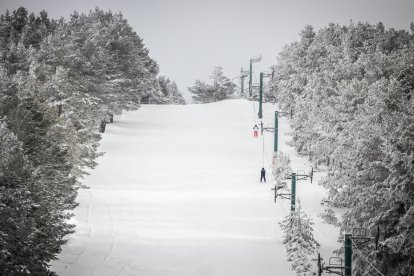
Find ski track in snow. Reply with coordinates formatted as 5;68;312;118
50;99;339;276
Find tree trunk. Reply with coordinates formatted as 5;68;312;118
99;120;106;133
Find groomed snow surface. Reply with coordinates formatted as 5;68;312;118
51;99;339;276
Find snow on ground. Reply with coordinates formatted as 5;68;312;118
51;99;340;276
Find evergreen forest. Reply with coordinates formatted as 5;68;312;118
0;7;184;274
268;22;414;275
1;5;414;276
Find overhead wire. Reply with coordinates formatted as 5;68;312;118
252;100;272;187
252;99;291;215
262;125;272;169
262;133;265;168
251;101;258;125
351;239;385;276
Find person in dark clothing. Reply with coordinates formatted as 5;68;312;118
260;167;266;182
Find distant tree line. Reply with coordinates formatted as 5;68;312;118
269;22;414;275
0;6;184;274
189;66;236;103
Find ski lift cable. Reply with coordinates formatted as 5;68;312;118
351;239;385;276
264;124;272;166
262;130;271;169
252;101;257;125
262;134;265;168
279;196;288;214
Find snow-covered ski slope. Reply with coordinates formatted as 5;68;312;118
51;99;339;276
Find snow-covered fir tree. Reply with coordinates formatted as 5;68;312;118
189;66;236;103
271;152;292;189
269;22;414;275
155;75;185;104
318;206;339;227
0;6;185;274
279;201;320;275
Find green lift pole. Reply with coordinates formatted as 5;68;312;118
249;55;262;97
258;72;271;119
344;234;352;276
249;61;253;97
291;173;296;211
240;67;248;98
241;75;245;97
274;111;278;152
259;72;263;119
259;72;264;118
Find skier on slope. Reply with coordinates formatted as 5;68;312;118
260;167;266;183
253;124;259;138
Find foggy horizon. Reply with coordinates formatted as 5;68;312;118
1;0;413;102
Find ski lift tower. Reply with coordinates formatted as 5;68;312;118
271;173;297;211
249;55;262;97
258;71;272;119
240;67;249;97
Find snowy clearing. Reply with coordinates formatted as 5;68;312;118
51;99;340;276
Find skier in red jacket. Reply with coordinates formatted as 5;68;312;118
253;124;259;138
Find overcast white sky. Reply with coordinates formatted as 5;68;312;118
1;0;414;102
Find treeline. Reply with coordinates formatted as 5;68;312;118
269;22;414;275
0;7;183;274
189;66;236;103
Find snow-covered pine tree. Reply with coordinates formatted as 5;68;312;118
0;121;36;274
0;6;180;273
210;66;236;100
156;75;185;104
0;120;75;275
271;152;292;189
279;201;320;275
318;206;339;226
189;79;214;103
269;22;414;275
168;80;186;105
190;66;236;103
